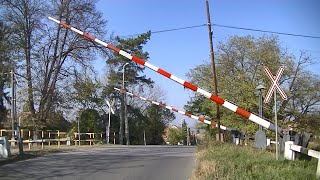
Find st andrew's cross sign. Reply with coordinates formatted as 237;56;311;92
263;65;287;160
264;66;288;103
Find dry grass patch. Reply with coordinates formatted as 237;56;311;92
191;142;318;180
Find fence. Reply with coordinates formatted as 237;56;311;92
74;132;118;145
0;129;118;149
284;141;320;177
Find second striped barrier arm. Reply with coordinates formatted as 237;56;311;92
114;87;233;131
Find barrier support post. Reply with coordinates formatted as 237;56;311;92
49;132;51;146
28;131;31;150
317;159;320;178
58;130;60;148
94;133;96;145
74;133;77;145
41;131;44;149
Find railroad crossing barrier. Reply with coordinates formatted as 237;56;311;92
48;16;281;135
284;141;320;177
114;88;249;145
114;87;231;130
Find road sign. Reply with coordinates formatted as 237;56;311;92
264;66;288;103
106;100;115;114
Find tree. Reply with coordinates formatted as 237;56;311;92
185;35;320;136
144;104;175;145
103;32;153;144
167;127;183;145
1;0;45;119
73;74;103;109
34;0;108;126
44;112;71;132
79;109;102;133
1;0;109;129
181;120;188;145
0;21;13;127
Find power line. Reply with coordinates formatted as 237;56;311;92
121;24;207;38
212;23;320;39
121;23;320;40
152;24;207;34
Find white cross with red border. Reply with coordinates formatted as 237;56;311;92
264;66;288;103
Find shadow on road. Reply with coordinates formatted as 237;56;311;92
0;146;196;180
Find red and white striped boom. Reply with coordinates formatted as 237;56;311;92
114;87;231;130
48;16;278;132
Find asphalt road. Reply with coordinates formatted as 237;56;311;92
0;145;196;180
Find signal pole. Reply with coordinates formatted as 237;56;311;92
206;0;222;141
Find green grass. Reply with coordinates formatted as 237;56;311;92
191;142;318;180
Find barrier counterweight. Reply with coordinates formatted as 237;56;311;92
48;16;278;133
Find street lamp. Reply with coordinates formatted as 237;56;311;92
122;63;130;145
256;81;265;131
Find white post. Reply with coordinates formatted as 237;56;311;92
143;130;146;146
317;159;320;178
284;141;295;160
77;117;80;146
107;105;111;143
187;127;190;145
274;91;279;160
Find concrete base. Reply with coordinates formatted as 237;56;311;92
254;130;267;149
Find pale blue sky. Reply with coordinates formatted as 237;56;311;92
95;0;320;127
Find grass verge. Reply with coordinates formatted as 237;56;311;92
191;142;318;180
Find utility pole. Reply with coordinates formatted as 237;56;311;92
122;63;130;145
106;105;111;143
187;127;190;146
10;70;15;146
124;92;129;145
119;95;124;145
77;117;80;146
143;130;146;146
206;0;221;141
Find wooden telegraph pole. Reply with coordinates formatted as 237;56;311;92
205;0;221;141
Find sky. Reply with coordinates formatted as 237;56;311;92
94;0;320;127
